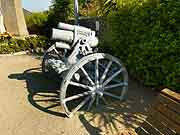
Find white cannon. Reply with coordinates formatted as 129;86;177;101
52;22;98;47
42;22;128;117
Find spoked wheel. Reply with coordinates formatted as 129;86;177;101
60;53;128;117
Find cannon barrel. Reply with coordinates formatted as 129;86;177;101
58;22;92;36
51;28;74;43
58;23;75;31
52;22;98;46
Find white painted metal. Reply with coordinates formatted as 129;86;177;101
104;82;128;90
103;68;125;86
59;53;128;117
63;91;92;103
101;91;123;100
42;22;128;118
87;94;96;111
70;96;91;117
95;59;99;85
69;81;93;91
55;42;71;50
51;28;74;43
58;22;91;35
80;67;94;85
100;61;112;84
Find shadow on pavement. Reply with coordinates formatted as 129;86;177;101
8;68;66;118
78;87;158;135
77;78;158;135
79;114;102;135
8;67;158;135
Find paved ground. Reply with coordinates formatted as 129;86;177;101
0;54;158;135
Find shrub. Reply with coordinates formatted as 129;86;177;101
0;36;50;54
25;12;49;35
102;0;180;91
47;0;73;28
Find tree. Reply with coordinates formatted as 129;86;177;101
80;0;118;17
47;0;118;27
47;0;73;27
97;0;117;16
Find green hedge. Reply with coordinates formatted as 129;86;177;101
25;12;49;35
0;36;50;54
102;0;180;91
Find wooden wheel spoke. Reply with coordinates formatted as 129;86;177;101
96;95;99;106
100;61;112;84
101;91;122;100
95;59;99;84
100;96;108;105
104;82;128;90
53;48;61;58
63;91;92;103
70;96;91;117
103;67;125;86
69;81;93;91
81;67;94;85
87;95;96;111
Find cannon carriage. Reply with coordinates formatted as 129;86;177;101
42;22;128;117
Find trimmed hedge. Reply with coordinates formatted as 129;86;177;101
102;0;180;91
0;36;50;54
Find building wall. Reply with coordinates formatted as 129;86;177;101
0;0;28;36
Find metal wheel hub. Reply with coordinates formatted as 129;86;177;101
92;85;104;97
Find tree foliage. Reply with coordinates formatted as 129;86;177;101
79;0;117;16
47;0;73;27
25;12;49;35
102;0;180;91
0;36;50;54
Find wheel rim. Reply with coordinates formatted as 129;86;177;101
60;53;128;117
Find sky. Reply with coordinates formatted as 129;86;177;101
22;0;52;12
